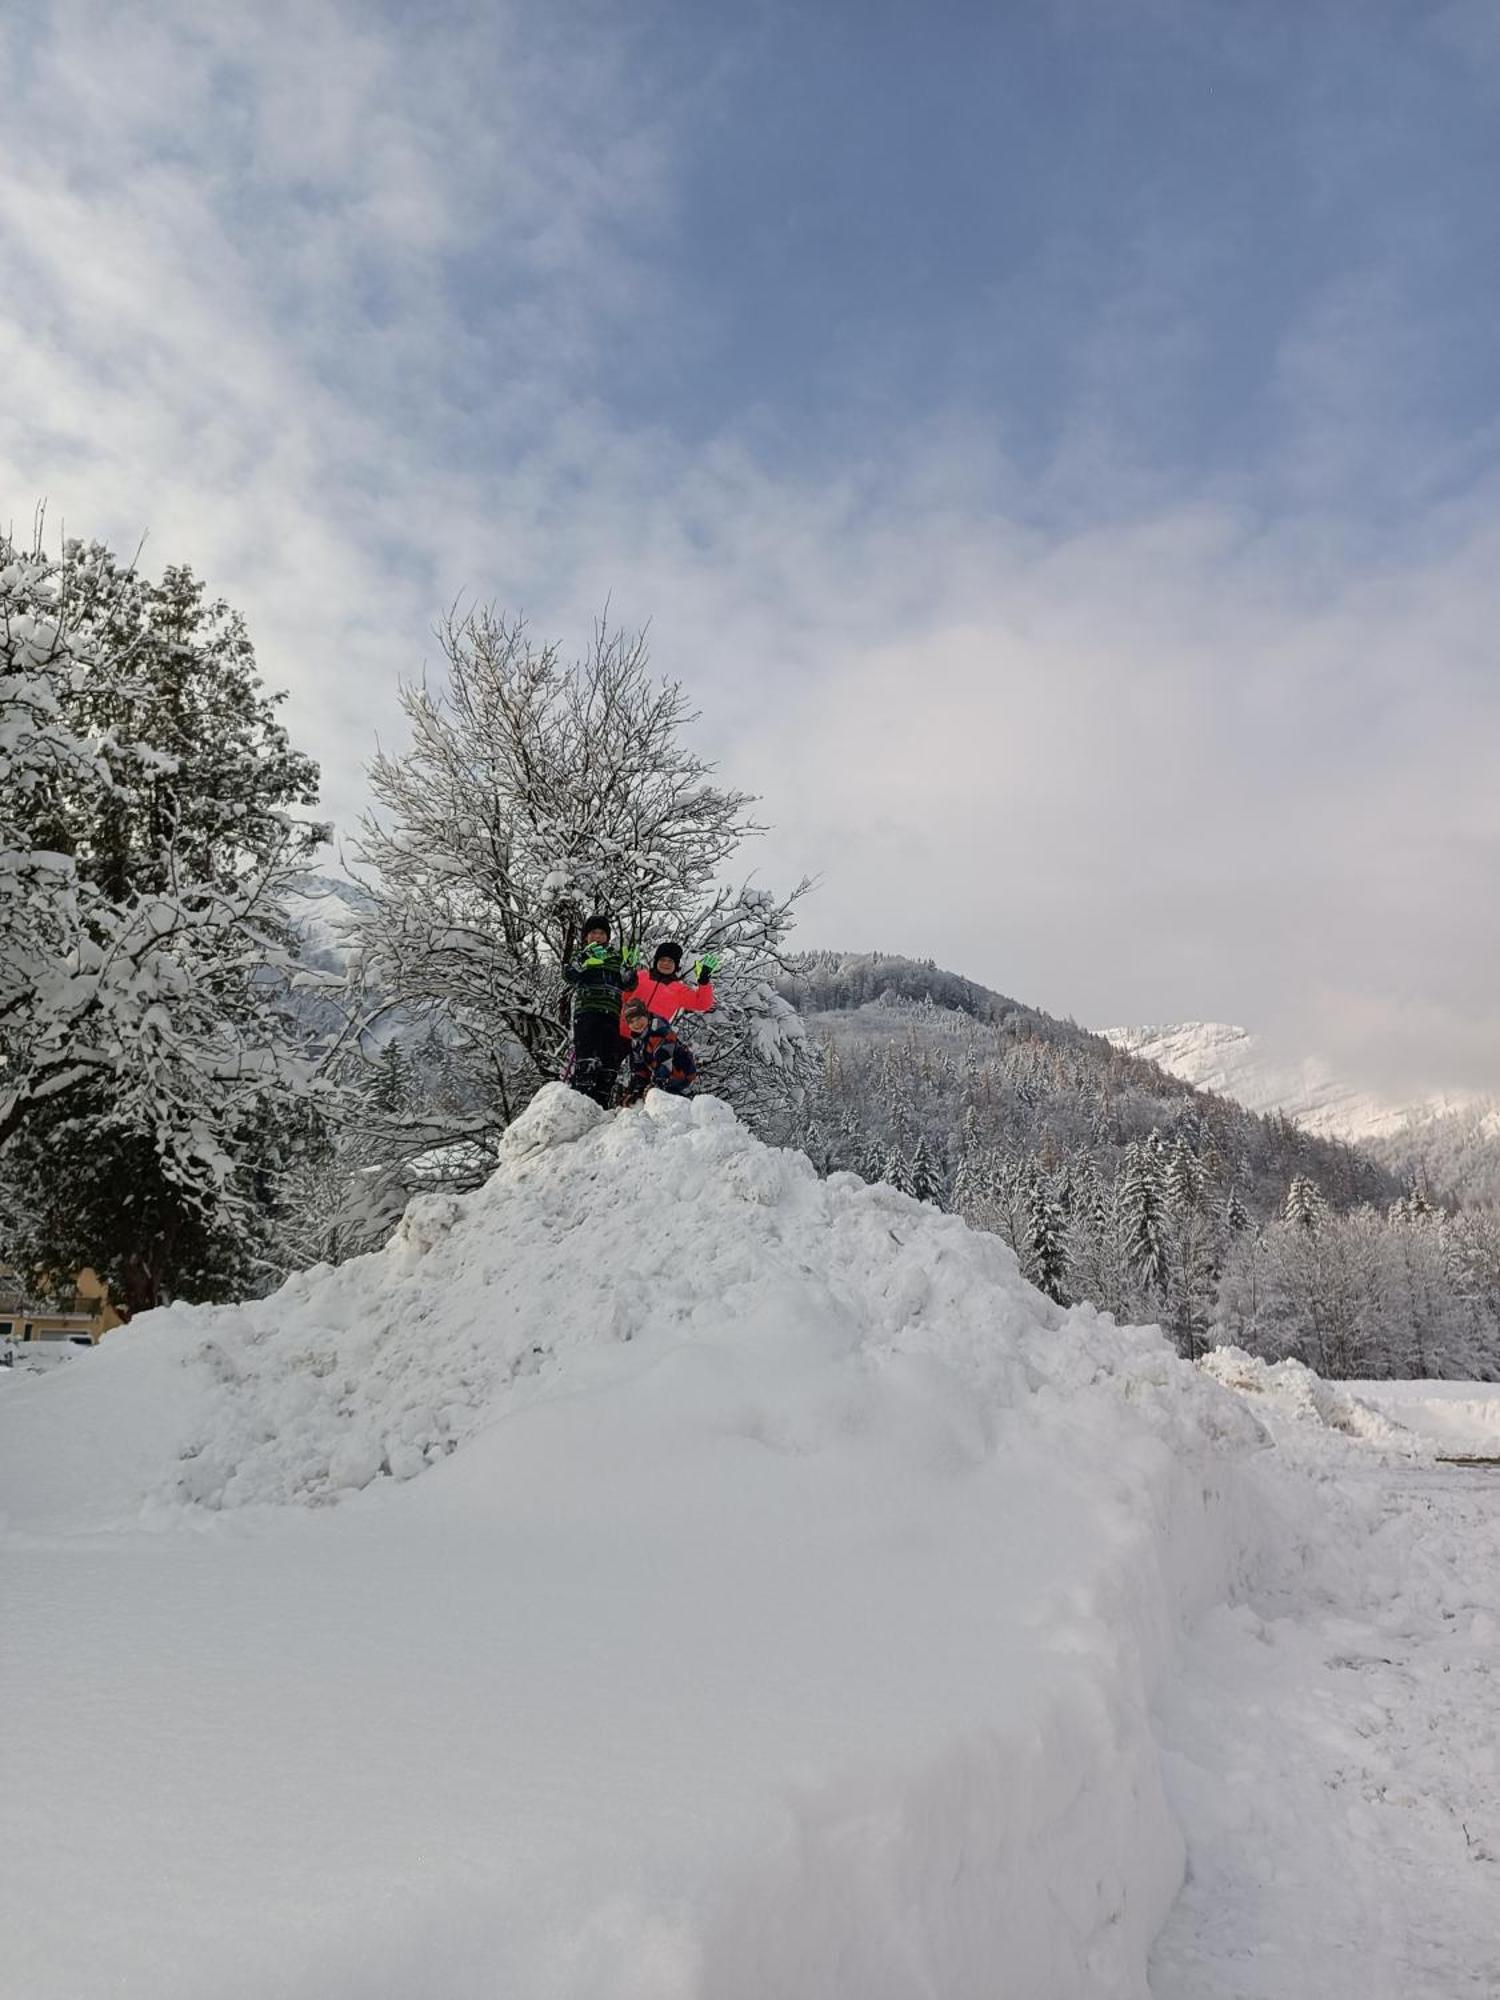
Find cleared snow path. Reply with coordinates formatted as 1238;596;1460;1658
1152;1411;1500;1998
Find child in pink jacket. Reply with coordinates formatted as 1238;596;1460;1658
623;941;716;1027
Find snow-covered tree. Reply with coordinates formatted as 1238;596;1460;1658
1283;1174;1328;1233
346;609;810;1192
0;531;327;1309
907;1133;944;1207
1385;1205;1480;1378
1117;1136;1170;1302
1023;1164;1069;1304
1161;1135;1217;1357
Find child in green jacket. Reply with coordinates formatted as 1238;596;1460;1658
561;915;637;1107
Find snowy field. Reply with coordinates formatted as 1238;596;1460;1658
2;1089;1496;1998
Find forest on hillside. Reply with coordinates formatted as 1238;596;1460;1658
778;953;1500;1380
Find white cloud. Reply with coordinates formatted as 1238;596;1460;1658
4;2;1500;1097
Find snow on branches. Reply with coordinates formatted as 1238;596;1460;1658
0;532;326;1264
347;608;811;1174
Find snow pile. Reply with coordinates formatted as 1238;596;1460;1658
1344;1378;1500;1456
3;1088;1271;1999
5;1085;1255;1526
1199;1345;1415;1447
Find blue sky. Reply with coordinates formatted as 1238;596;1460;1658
3;0;1500;1091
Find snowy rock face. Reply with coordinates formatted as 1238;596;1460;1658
3;1088;1275;2000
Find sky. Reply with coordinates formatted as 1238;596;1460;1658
3;0;1499;1096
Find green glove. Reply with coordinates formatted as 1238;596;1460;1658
620;944;640;970
582;943;610;968
693;953;720;982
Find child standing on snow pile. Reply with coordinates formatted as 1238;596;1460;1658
628;941;717;1023
621;1000;698;1102
561;915;637;1108
624;940;716;1081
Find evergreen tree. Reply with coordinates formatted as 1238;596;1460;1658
1222;1186;1251;1235
907;1133;943;1206
1284;1174;1328;1233
0;532;327;1310
1024;1164;1070;1304
1159;1134;1216;1356
1117;1136;1170;1302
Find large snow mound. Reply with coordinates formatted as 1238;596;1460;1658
2;1085;1253;1527
3;1087;1275;2000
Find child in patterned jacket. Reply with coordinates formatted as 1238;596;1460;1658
621;999;698;1102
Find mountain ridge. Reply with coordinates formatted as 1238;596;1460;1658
1102;1019;1500;1204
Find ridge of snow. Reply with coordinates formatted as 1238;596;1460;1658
1197;1346;1417;1448
1341;1378;1500;1454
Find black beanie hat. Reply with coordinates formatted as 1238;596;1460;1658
582;913;612;937
652;939;684;969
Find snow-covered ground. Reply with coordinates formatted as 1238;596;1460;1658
2;1090;1495;1997
1154;1358;1500;1998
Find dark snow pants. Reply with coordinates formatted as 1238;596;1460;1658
571;1013;627;1108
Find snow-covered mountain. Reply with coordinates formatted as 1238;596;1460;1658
1102;1021;1500;1206
281;870;367;971
4;1086;1495;1994
1100;1021;1422;1142
1104;1020;1500;1146
787;956;1401;1219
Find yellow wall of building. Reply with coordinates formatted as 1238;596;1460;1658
0;1266;123;1343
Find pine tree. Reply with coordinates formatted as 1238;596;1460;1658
1024;1164;1070;1304
1117;1137;1170;1302
1166;1135;1207;1216
907;1133;943;1206
0;532;327;1310
800;1120;832;1176
1284;1175;1328;1233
